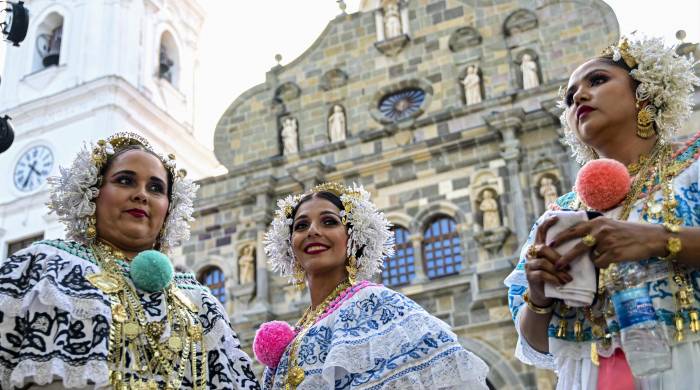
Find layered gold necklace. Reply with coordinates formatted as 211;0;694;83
285;279;352;390
575;141;698;363
87;242;208;390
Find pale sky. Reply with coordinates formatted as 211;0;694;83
193;0;700;149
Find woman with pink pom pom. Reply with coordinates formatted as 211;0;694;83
254;182;489;389
505;35;700;389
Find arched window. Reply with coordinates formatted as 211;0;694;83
33;12;64;72
158;31;179;87
199;267;226;304
382;226;415;287
422;217;462;278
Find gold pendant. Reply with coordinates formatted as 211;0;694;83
592;324;605;339
146;321;164;340
556;319;568;338
124;322;141;340
574;320;584;341
288;366;305;386
161;349;174;360
591;343;600;366
690;310;700;333
188;323;203;341
87;273;124;294
112;303;127;323
168;336;183;352
674;313;686;342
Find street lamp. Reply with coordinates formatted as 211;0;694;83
2;1;28;46
0;1;29;154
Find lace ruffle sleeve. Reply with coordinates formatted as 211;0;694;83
270;284;489;389
0;240;112;389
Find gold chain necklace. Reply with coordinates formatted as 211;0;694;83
598;141;666;291
285;280;352;390
577;142;665;362
87;242;207;390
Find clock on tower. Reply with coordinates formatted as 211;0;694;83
13;144;54;192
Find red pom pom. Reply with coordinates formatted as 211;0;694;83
253;321;296;368
575;158;631;211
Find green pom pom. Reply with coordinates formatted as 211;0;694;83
130;250;174;292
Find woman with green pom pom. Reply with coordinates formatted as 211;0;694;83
0;132;260;390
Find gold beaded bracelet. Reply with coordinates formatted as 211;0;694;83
523;289;554;314
660;223;682;262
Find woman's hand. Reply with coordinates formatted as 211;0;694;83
550;217;667;270
524;216;573;307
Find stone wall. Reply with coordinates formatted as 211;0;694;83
172;1;626;387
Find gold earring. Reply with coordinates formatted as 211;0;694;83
86;216;97;240
346;255;358;285
293;262;306;291
154;226;166;249
636;104;656;139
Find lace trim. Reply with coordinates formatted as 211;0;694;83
312;287;487;389
2;358;109;389
313;347;488;390
0;277;110;319
513;309;556;370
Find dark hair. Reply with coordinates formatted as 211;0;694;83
290;191;344;223
99;144;175;200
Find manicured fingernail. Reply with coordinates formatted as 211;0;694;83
550;240;557;247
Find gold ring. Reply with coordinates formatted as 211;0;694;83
582;234;597;247
527;245;538;258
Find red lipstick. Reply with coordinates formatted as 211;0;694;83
125;209;148;218
576;105;595;120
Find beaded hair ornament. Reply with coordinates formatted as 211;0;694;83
47;132;198;253
558;35;700;164
264;182;395;282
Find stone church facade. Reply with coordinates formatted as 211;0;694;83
172;1;625;388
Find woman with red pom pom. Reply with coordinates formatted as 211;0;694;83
505;35;700;389
255;182;489;389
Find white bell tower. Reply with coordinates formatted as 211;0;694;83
0;0;223;258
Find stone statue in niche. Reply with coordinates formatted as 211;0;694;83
521;53;540;89
238;245;256;285
281;116;299;155
539;177;559;209
383;1;402;39
328;105;347;142
479;189;501;230
462;65;482;105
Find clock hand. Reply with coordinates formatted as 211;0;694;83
29;162;42;176
22;166;34;188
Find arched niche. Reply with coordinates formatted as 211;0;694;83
503;8;538;37
158;30;180;87
32;12;64;73
320;68;348;91
448;27;482;52
275;82;301;102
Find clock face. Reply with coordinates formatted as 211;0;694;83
14;145;54;192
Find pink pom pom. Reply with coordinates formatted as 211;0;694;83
575;158;631;211
253;321;296;368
